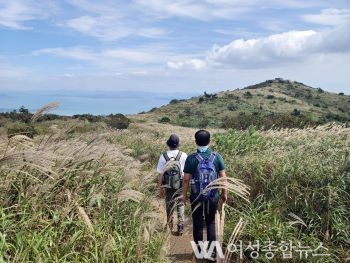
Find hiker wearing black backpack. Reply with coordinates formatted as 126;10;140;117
183;129;227;262
157;134;188;235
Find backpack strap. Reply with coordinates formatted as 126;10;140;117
195;152;216;163
175;151;182;161
195;153;204;162
163;151;182;161
162;152;170;161
208;152;216;163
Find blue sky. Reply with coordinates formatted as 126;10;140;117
1;0;350;114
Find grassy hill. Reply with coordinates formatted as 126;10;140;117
135;78;350;129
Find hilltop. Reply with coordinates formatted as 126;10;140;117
134;78;350;129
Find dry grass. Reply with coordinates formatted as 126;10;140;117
0;122;166;262
223;218;246;263
116;189;145;204
260;122;350;140
77;206;94;232
5;117;347;262
31;101;60;122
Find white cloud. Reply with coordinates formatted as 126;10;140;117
205;0;323;8
208;26;349;68
134;0;271;21
32;46;169;64
136;27;168;38
302;8;350;26
31;45;176;74
62;15;167;41
168;7;350;71
207;30;318;67
320;21;350;53
60;1;168;41
135;0;343;21
0;0;56;30
62;15;130;41
62;73;75;77
135;0;210;20
32;47;96;61
131;71;148;76
0;62;32;78
65;0;124;16
167;59;207;70
133;0;222;20
101;49;161;63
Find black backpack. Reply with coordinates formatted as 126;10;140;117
162;151;182;190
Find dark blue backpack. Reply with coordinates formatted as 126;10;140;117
192;152;218;201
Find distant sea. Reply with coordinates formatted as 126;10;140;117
0;90;198;116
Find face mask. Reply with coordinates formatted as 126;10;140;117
197;146;209;152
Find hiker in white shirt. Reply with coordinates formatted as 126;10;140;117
157;134;188;235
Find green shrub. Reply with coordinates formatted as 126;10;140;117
158;116;170;123
105;114;131;129
244;91;253;98
67;122;100;134
221;112;320;130
170;99;184;104
198;118;209;128
72;114;103;122
7;122;36;138
227;103;237;111
291;108;301;116
183;107;192;117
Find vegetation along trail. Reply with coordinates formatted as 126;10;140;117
1;95;350;262
113;122;224;262
0;119;170;262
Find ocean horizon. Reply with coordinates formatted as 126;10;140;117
1;90;198;116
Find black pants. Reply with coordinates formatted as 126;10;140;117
191;198;218;246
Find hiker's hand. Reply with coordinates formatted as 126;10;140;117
158;187;165;198
221;192;228;203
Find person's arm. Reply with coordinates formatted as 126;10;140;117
156;154;166;198
158;173;165;198
219;170;228;203
182;172;191;205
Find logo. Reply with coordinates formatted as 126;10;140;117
190;241;225;259
191;240;330;260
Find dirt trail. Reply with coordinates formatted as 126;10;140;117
167;217;195;263
110;127;194;262
112;122;227;262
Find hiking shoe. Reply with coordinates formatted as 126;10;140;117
205;251;216;262
177;224;184;235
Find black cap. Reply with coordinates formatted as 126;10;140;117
166;134;180;148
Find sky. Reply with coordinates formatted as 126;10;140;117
1;0;350;115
